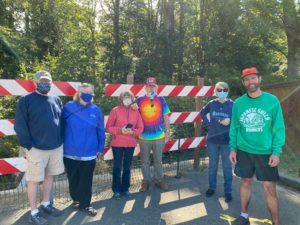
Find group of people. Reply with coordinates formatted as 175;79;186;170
13;67;285;225
14;73;170;225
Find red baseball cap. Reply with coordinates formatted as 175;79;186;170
241;67;259;78
146;77;157;85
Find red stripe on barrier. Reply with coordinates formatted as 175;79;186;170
174;112;190;124
163;139;177;152
180;138;194;149
130;85;144;96
169;86;185;96
105;84;121;96
205;87;215;96
15;80;35;92
54;81;77;96
0;131;5;137
156;85;165;95
103;147;110;154
196;114;202;122
0;160;20;175
199;137;207;146
187;86;201;96
0;85;12;96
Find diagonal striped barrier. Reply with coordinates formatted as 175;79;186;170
0;79;80;96
0;112;202;137
105;84;214;97
1;79;212;175
0;137;207;174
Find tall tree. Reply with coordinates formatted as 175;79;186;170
283;0;300;79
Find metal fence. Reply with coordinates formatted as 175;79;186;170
0;149;208;212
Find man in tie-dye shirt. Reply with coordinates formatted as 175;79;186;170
137;77;171;192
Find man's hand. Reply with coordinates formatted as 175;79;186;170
268;155;280;167
131;103;139;110
97;152;103;160
165;131;170;143
229;151;237;164
220;118;230;126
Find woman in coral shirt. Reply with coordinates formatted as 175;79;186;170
106;91;144;199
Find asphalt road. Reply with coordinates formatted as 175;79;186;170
1;169;300;225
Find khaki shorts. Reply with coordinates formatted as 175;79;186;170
25;145;64;182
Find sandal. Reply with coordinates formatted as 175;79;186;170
70;201;79;208
79;206;97;217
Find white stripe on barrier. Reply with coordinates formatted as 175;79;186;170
178;86;194;96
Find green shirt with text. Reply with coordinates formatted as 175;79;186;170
229;92;285;157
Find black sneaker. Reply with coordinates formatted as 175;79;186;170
40;204;62;217
113;192;121;200
225;193;232;203
122;191;132;198
29;212;48;225
233;216;250;225
205;189;215;197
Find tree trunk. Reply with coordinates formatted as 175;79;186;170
199;0;207;75
112;0;120;79
163;0;175;77
283;0;300;79
177;0;185;82
287;37;300;79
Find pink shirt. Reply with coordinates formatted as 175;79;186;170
106;105;144;147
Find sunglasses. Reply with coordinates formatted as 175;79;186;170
216;88;228;92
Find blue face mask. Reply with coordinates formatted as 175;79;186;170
36;83;51;94
147;92;156;100
216;91;228;99
80;92;93;102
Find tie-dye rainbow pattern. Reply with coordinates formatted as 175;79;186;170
137;95;171;140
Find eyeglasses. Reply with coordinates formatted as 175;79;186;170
216;88;228;92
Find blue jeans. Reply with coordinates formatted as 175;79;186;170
112;147;134;193
207;142;232;194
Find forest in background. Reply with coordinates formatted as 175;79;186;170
0;0;300;157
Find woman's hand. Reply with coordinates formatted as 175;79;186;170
97;152;103;160
219;118;230;126
121;127;133;135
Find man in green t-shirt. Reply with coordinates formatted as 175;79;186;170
229;67;285;225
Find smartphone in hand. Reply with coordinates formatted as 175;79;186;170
125;123;133;129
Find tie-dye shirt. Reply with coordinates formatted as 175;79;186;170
137;95;171;140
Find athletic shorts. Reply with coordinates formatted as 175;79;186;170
234;150;279;182
26;145;64;182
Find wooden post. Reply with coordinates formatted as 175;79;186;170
127;73;134;84
193;76;204;170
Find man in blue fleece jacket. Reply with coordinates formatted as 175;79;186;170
14;71;64;225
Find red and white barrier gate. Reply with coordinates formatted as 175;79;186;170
0;80;213;175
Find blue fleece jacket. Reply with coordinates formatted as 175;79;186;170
200;99;233;144
14;92;63;150
63;101;105;160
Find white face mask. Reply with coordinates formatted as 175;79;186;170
123;98;132;107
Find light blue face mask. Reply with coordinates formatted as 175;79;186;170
216;91;228;99
147;92;156;100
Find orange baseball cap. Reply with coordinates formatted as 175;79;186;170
241;67;259;78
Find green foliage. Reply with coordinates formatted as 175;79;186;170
1;0;300;159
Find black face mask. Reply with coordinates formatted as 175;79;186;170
37;83;51;94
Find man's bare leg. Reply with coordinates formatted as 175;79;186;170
240;178;253;213
42;175;53;202
27;181;39;211
263;181;279;225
